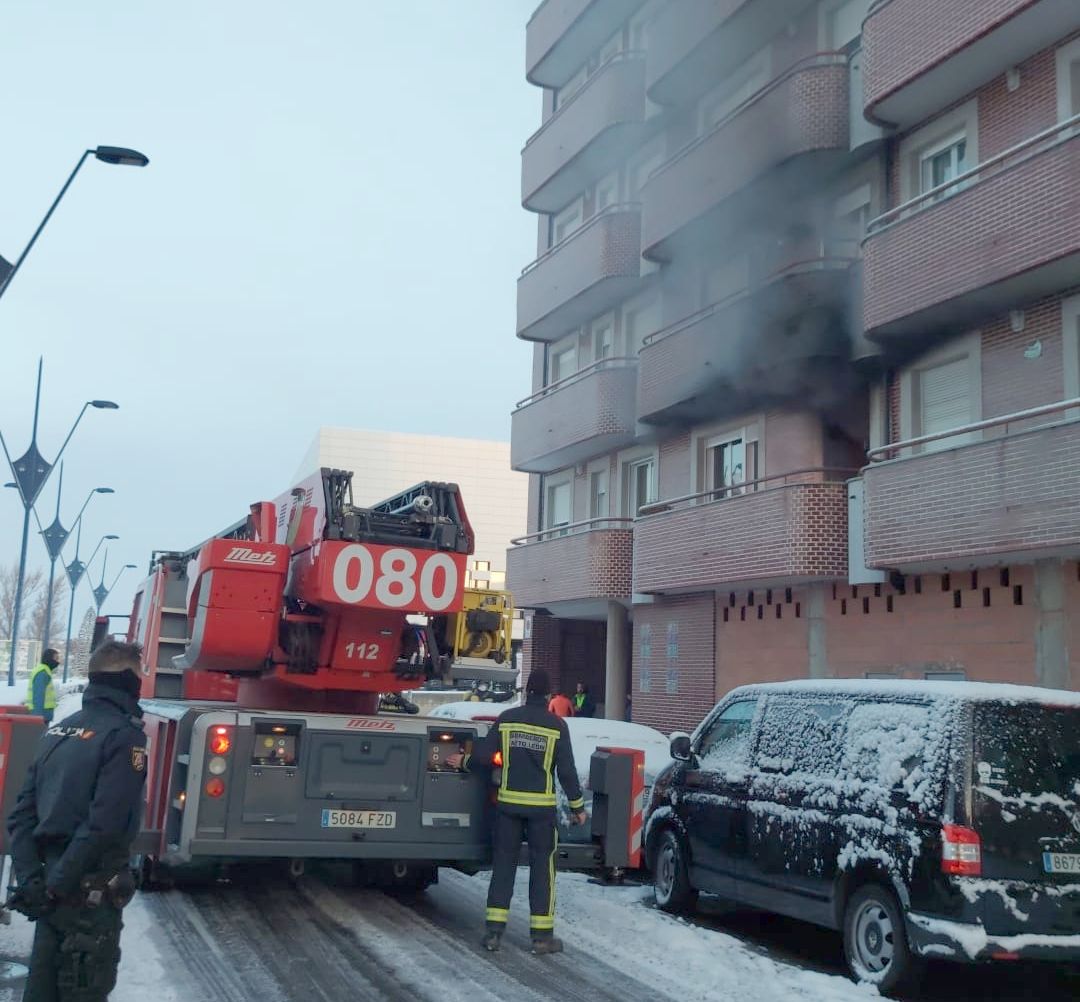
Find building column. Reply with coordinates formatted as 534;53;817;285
1034;559;1069;689
605;602;629;720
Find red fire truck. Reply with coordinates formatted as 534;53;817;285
111;469;641;888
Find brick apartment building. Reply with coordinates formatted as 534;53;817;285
506;0;1080;732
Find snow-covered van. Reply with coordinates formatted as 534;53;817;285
642;679;1080;995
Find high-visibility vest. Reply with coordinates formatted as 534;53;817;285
25;663;57;713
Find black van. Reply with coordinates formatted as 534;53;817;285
643;680;1080;994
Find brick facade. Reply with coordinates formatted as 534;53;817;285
862;0;1040;122
511;360;637;472
507;527;633;607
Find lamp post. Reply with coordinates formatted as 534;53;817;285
93;552;136;613
0;146;149;302
35;468;114;649
64;532;118;681
0;359;118;684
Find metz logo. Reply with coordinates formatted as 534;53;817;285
345;718;396;731
224;546;277;566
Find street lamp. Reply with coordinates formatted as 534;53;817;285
93;552;136;612
0;359;118;683
0;145;149;301
64;533;118;680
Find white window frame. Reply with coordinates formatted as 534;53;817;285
690;418;762;499
587;459;610;520
554;64;588;112
818;0;873;52
1064;294;1080;418
918;130;969;198
617;447;659;518
899;100;979;204
552;197;584;246
1057;37;1080;124
697;46;772;135
548;335;578;385
542;471;574;534
622;292;662;356
593;171;620;215
588;313;616;362
868;377;888;452
899;332;982;454
832;183;872;258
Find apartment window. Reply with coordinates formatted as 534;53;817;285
920;133;968;197
698;47;771;133
549;337;577;384
832;184;872;258
544;478;572;535
589;467;609;519
589;314;615;361
821;0;872;51
902;336;981;453
553;64;588;111
594;172;619;214
1057;38;1080;125
622;456;657;516
551;199;583;245
623;295;661;355
899;100;978;203
1064;295;1080;410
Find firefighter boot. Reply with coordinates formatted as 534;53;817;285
530;935;563;955
482;929;503;952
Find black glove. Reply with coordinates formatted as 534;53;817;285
8;875;54;921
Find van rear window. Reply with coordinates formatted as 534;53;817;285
973;703;1080;844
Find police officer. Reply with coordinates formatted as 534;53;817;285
25;648;60;725
447;668;587;955
6;639;148;1002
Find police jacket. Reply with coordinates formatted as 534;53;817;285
465;694;585;813
6;682;148;896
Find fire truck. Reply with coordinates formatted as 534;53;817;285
115;469;642;888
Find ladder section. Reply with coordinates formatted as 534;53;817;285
152;564;190;698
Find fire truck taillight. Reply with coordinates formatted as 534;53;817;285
205;778;226;798
208;757;228;776
492;750;503;767
209;725;232;756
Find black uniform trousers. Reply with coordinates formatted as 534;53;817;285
24;847;124;1002
485;806;558;938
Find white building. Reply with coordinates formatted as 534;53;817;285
293;428;528;591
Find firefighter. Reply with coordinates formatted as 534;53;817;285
447;668;587;955
6;640;148;1002
25;648;60;725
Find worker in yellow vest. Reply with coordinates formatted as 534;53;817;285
25;648;60;725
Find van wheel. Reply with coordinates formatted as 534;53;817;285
653;829;698;915
843;884;923;996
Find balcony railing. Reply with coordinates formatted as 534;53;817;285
510;357;638;473
633;469;854;593
517;203;643;341
863;0;1077;128
863;115;1080;336
863;400;1080;568
641;53;849;259
507;517;634;609
522;52;648;213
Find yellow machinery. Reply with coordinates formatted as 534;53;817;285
451;588;513;664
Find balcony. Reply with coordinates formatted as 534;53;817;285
862;401;1080;569
507;519;634;613
633;473;850;594
646;0;819;106
641;55;849;261
523;53;648;214
863;119;1080;339
637;253;858;426
511;358;637;473
863;0;1080;129
526;0;649;88
517;204;643;341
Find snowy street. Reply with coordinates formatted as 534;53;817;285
1;864;1078;1001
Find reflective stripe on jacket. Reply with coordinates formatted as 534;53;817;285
25;663;57;712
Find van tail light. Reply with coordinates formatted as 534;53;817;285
942;823;982;876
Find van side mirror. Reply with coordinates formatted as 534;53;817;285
670;732;692;761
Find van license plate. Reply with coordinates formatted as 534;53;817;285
1042;852;1080;874
321;809;396;829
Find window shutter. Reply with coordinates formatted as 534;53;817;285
919;357;970;437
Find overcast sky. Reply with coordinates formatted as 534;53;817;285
0;0;539;629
